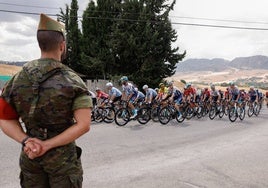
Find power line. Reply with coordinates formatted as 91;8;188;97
1;9;268;31
172;16;268;25
0;2;60;10
172;21;268;31
1;1;268;26
0;9;56;17
2;1;268;26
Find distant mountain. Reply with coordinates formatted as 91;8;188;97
0;60;26;66
176;55;268;72
2;55;268;73
231;55;268;70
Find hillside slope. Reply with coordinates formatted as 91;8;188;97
0;64;22;76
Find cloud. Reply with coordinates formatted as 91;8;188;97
171;0;268;60
1;0;268;61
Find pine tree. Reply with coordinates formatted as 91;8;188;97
57;4;70;66
111;0;185;88
58;0;81;71
81;0;122;79
68;0;81;71
60;0;185;88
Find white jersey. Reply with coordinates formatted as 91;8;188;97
122;82;137;97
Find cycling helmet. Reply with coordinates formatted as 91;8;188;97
106;82;113;87
95;87;100;91
142;84;149;90
249;86;254;89
167;81;173;87
185;82;191;88
155;88;159;92
159;83;164;87
120;76;128;82
229;81;235;86
210;84;215;90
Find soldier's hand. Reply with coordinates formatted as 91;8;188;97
26;137;52;158
24;140;42;159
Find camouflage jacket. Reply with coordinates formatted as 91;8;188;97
2;58;92;138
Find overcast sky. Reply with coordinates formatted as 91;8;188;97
1;0;268;61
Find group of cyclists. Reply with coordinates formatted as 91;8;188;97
89;76;267;123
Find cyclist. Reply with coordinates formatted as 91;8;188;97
228;82;240;102
210;84;221;103
209;84;221;115
247;86;258;103
142;85;158;105
218;89;224;100
195;87;202;103
156;82;168;101
133;87;145;105
256;89;263;103
224;87;230;101
201;87;210;103
166;81;183;117
239;89;247;103
120;76;139;118
96;87;109;106
183;82;196;102
106;82;122;105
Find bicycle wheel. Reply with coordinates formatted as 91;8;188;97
115;108;130;126
254;103;261;116
151;107;160;122
103;107;115;123
137;107;151;124
218;105;225;118
195;106;203;119
93;108;104;123
176;110;185;123
158;107;172;125
185;106;194;120
228;107;237;122
247;105;254;117
238;107;245;120
209;106;217;120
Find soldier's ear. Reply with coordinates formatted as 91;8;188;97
60;41;66;52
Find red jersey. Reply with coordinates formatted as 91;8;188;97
184;87;196;96
203;90;210;97
96;91;109;99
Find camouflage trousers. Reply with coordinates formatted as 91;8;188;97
19;142;83;188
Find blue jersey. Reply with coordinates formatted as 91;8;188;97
109;87;122;98
145;88;157;98
137;91;145;99
171;87;182;100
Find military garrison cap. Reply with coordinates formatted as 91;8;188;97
38;13;65;36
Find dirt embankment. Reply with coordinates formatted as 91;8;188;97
0;64;22;76
168;69;268;92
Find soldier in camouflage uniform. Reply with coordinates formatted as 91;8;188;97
0;14;92;188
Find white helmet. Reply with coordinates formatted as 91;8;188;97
106;82;113;87
210;84;215;90
142;84;149;90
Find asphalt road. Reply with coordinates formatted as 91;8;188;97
1;107;268;188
